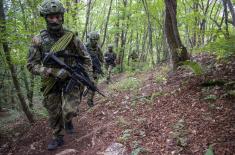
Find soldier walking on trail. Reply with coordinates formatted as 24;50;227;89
27;0;93;150
104;44;117;84
129;49;139;71
85;31;104;107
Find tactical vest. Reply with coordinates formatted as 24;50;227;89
39;29;78;95
86;43;101;59
40;29;78;67
105;51;116;65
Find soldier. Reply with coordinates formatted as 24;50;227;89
129;49;139;71
27;0;93;150
85;31;103;107
129;49;138;62
104;44;117;84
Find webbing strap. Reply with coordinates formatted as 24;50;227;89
51;31;74;52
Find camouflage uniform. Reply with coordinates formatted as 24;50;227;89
104;44;117;83
27;0;92;150
129;49;139;71
85;31;103;107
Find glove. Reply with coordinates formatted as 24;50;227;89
55;69;70;80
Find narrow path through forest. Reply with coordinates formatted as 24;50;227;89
1;53;235;155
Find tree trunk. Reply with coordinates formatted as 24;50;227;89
28;75;34;108
156;34;161;64
0;0;34;123
120;29;127;72
127;30;133;66
164;0;189;70
227;0;235;26
192;1;199;47
18;1;34;108
82;0;92;41
136;32;140;56
101;0;113;47
20;66;34;108
118;0;128;72
142;0;155;66
162;10;169;62
114;0;120;64
140;28;148;62
222;0;230;38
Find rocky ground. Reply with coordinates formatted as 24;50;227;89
0;53;234;155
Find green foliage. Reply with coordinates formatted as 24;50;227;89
0;109;22;125
228;90;235;97
151;91;164;101
108;77;141;92
154;65;170;83
116;116;130;128
182;60;203;76
155;74;167;84
131;147;146;155
205;34;235;59
31;107;48;118
117;129;132;143
204;95;217;101
205;145;214;155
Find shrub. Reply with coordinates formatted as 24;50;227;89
182;60;203;76
205;34;235;59
108;77;141;91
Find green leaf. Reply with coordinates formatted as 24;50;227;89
205;146;214;155
182;60;203;76
204;95;217;101
131;147;142;155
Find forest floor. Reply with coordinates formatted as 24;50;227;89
0;53;234;155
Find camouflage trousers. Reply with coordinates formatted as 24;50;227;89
87;73;99;105
105;64;114;82
43;85;83;139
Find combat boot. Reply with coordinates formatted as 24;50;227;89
106;77;110;84
87;100;94;107
47;136;64;150
65;121;74;134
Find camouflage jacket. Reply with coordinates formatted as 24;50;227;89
27;29;93;94
85;42;103;64
104;51;116;65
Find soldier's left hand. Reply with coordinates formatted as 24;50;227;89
56;69;70;80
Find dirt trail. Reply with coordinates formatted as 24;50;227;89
1;53;235;155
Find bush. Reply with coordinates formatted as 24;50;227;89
182;60;203;76
108;77;141;92
205;34;235;59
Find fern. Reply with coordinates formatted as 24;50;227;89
205;34;235;59
182;60;203;76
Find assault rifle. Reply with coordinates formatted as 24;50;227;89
104;53;116;66
90;54;104;75
43;52;105;97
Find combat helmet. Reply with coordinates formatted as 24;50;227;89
38;0;65;17
108;44;113;48
88;31;100;40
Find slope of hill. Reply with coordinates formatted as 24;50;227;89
1;53;234;155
